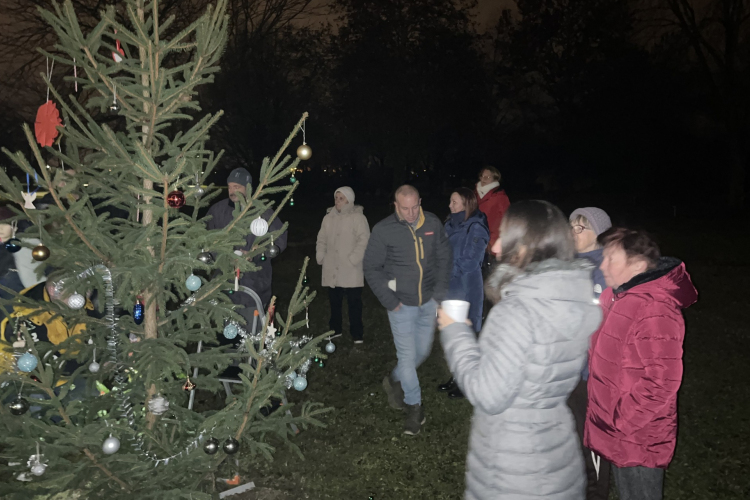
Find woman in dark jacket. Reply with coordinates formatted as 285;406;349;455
438;187;489;398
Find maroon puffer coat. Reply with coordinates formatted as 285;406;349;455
585;257;697;468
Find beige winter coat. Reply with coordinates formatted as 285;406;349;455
316;204;370;288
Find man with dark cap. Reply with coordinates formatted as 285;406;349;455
206;167;288;335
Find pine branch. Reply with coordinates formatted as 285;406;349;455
21;125;111;265
234;297;275;440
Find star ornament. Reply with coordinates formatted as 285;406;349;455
266;323;277;337
34;101;63;147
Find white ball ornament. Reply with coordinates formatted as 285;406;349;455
88;361;100;373
250;217;268;237
102;435;120;454
325;341;336;354
293;377;308;391
30;463;47;476
67;292;86;310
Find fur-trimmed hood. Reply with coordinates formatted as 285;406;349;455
485;258;595;304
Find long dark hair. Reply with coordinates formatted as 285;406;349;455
486;200;575;301
448;187;478;222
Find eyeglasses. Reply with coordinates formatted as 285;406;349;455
571;225;588;234
479;175;494;181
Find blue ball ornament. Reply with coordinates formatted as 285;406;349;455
4;238;22;253
325;342;336;354
223;323;238;340
293;377;307;391
17;352;38;372
133;300;144;325
185;274;202;292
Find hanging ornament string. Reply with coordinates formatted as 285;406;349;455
45;58;55;103
112;82;117;106
73;58;77;92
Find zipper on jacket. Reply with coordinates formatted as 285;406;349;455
408;226;424;305
419;237;425;260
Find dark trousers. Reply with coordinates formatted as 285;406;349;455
567;378;611;500
328;287;363;340
612;465;664;500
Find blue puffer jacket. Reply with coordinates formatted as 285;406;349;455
445;210;490;331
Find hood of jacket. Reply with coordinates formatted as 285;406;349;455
614;257;697;310
326;204;364;216
485;258;595;305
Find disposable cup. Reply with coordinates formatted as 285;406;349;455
441;300;470;322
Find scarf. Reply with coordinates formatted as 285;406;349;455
476;181;500;199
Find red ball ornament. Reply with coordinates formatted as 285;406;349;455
167;190;185;208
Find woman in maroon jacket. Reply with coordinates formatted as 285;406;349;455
474;166;510;261
585;228;698;500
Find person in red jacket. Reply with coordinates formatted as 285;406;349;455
585;228;698;500
474;166;510;262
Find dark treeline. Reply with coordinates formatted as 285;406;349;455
1;0;748;210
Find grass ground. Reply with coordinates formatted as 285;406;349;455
233;197;750;500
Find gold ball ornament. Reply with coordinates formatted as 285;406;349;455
296;143;312;161
32;244;50;261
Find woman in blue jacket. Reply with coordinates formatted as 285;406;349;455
438;187;490;398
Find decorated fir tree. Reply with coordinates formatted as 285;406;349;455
0;0;329;498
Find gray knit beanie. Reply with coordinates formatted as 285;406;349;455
569;207;612;236
227;167;252;189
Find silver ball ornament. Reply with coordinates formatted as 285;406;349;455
325;341;336;354
102;436;120;454
194;186;205;197
88;361;100;373
67;292;86;310
250;217;268;237
203;437;219;455
31;463;47;476
267;245;280;259
197;251;214;264
296;143;312;160
223;437;240;455
9;395;30;415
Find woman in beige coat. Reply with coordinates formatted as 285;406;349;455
316;187;370;343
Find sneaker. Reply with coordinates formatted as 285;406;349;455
382;375;406;410
403;403;425;435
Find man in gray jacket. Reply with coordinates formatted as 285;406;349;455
363;185;452;435
206;167;288;342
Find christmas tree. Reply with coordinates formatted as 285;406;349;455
0;1;329;498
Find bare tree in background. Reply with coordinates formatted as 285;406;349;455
636;0;750;208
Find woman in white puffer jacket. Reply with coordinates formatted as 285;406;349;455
316;187;370;344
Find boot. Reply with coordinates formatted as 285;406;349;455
403;403;425;435
438;377;455;391
382;375;406;410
